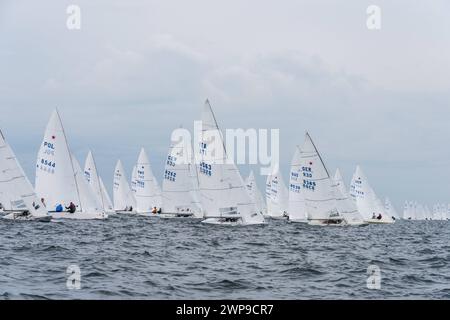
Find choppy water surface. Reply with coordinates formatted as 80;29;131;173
1;215;450;299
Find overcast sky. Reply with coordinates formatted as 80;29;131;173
1;0;449;209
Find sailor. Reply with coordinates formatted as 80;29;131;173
0;202;3;211
56;204;63;212
41;198;46;207
129;206;133;212
157;208;162;214
66;202;76;214
372;212;376;219
152;207;157;214
377;213;382;220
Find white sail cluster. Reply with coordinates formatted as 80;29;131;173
403;201;449;220
1;100;444;227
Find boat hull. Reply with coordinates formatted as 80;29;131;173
308;219;348;227
365;219;395;224
50;211;107;220
201;217;266;226
1;212;52;222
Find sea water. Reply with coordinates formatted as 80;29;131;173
0;215;449;299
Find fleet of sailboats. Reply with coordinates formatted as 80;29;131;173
0;101;442;226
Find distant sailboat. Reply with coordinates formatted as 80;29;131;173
334;169;365;226
288;147;307;223
384;197;400;220
113;160;136;213
134;148;162;216
161;136;203;218
35;110;107;220
299;132;346;226
197;100;265;225
349;166;394;224
403;201;414;220
84;151;114;214
245;170;267;217
266;166;289;219
0;130;51;221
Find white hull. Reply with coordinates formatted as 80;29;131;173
266;215;288;220
365;219;395;224
50;211;107;220
159;212;201;219
136;212;160;217
201;217;265;226
308;219;348;227
1;212;52;222
115;210;137;215
289;218;309;224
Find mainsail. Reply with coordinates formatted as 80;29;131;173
162;135;203;217
134;148;161;213
266;166;289;218
334;169;365;225
288;147;307;222
349;165;394;223
299;132;343;224
84;151;107;211
197;100;264;225
113;160;136;211
0;130;48;219
35;110;105;219
245;170;267;216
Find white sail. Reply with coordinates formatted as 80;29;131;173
266;166;289;219
84;151;106;211
134;148;161;214
131;165;137;194
245;170;267;216
72;154;103;212
334;169;365;225
0;130;50;220
35;110;79;211
197;100;265;225
350;166;394;224
288;147;307;222
299;132;344;225
113;160;136;212
99;177;114;212
385;197;400;220
162;136;203;218
35;110;106;219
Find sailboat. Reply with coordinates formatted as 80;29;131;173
113;160;136;213
0;130;51;221
84;151;114;214
265;166;289;219
299;132;347;226
197;100;265;225
245;170;267;217
349;166;394;224
134;148;162;216
35;110;107;220
161;136;203;218
333;169;366;225
384;197;400;220
288;147;308;223
403;201;414;220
